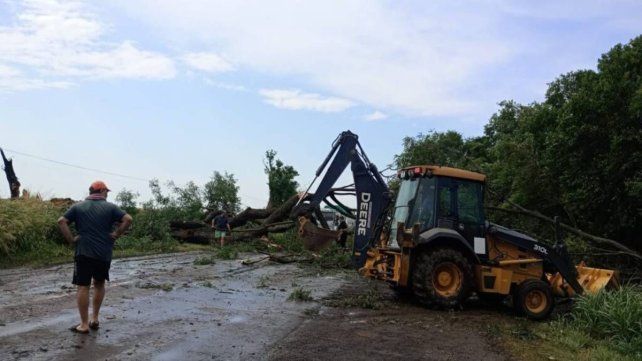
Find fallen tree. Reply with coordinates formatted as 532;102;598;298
171;194;301;244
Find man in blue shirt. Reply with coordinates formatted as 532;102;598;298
58;181;132;334
211;211;231;247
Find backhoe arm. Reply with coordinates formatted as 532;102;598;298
292;131;392;267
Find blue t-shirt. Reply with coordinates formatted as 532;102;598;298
213;214;229;231
64;199;126;262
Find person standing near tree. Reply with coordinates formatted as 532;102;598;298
212;211;231;247
58;181;132;334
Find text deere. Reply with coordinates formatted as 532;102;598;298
357;192;371;236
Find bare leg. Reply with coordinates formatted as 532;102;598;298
76;286;90;331
91;280;105;324
220;236;225;247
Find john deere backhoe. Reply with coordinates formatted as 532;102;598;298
292;131;618;319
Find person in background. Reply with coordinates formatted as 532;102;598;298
58;181;132;334
337;216;348;249
212;211;231;247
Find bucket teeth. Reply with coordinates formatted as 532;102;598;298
297;216;341;251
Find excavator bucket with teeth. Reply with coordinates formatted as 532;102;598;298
297;216;341;251
548;261;619;297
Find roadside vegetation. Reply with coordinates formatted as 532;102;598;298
490;285;642;361
288;287;313;301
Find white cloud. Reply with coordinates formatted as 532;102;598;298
259;89;354;112
0;64;21;78
0;77;72;92
0;63;73;91
182;52;234;73
0;0;175;91
365;111;388;121
203;78;247;92
109;0;642;118
108;1;512;117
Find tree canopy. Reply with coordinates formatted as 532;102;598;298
394;36;642;252
264;149;299;209
203;171;241;213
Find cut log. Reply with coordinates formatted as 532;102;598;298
170;220;206;230
229;207;273;228
260;194;300;226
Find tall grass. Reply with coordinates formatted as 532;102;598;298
497;286;642;360
0;198;67;260
0;198;183;268
566;286;642;355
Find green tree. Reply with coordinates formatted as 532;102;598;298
149;179;170;206
264;150;299;208
115;188;139;215
394;130;479;170
169;180;204;219
393;36;642;252
203;171;240;213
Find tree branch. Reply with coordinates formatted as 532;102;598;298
486;206;642;261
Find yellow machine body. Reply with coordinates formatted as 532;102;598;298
356;225;619;298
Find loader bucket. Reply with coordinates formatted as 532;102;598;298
548;262;619;297
297;216;341;251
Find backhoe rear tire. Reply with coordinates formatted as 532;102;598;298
514;279;554;320
412;248;473;308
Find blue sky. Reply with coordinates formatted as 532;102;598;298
0;0;640;207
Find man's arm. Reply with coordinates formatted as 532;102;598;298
57;217;77;244
110;214;133;240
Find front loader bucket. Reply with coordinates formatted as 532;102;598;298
549;262;619;297
297;216;340;251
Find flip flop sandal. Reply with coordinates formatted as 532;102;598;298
89;321;100;330
69;325;90;334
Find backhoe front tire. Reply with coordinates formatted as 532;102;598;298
412;248;473;308
514;279;554;320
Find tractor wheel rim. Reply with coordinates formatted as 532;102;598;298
525;289;547;314
432;262;462;297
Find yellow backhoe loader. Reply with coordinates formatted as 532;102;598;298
292;131;618;319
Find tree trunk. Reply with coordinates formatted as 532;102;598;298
0;148;20;199
171;194;301;243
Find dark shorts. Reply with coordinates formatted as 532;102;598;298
72;255;111;286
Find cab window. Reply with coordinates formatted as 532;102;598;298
456;181;484;224
438;186;454;218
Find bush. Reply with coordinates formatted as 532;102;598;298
270;229;304;253
128;206;175;243
288;288;313;301
215;245;238;260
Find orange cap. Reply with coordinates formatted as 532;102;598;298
89;180;110;192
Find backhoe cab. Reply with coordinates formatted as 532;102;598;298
294;131;618;319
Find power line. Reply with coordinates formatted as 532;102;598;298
1;147;150;182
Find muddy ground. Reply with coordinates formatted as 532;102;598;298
0;252;514;360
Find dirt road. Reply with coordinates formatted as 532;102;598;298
0;252;511;360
